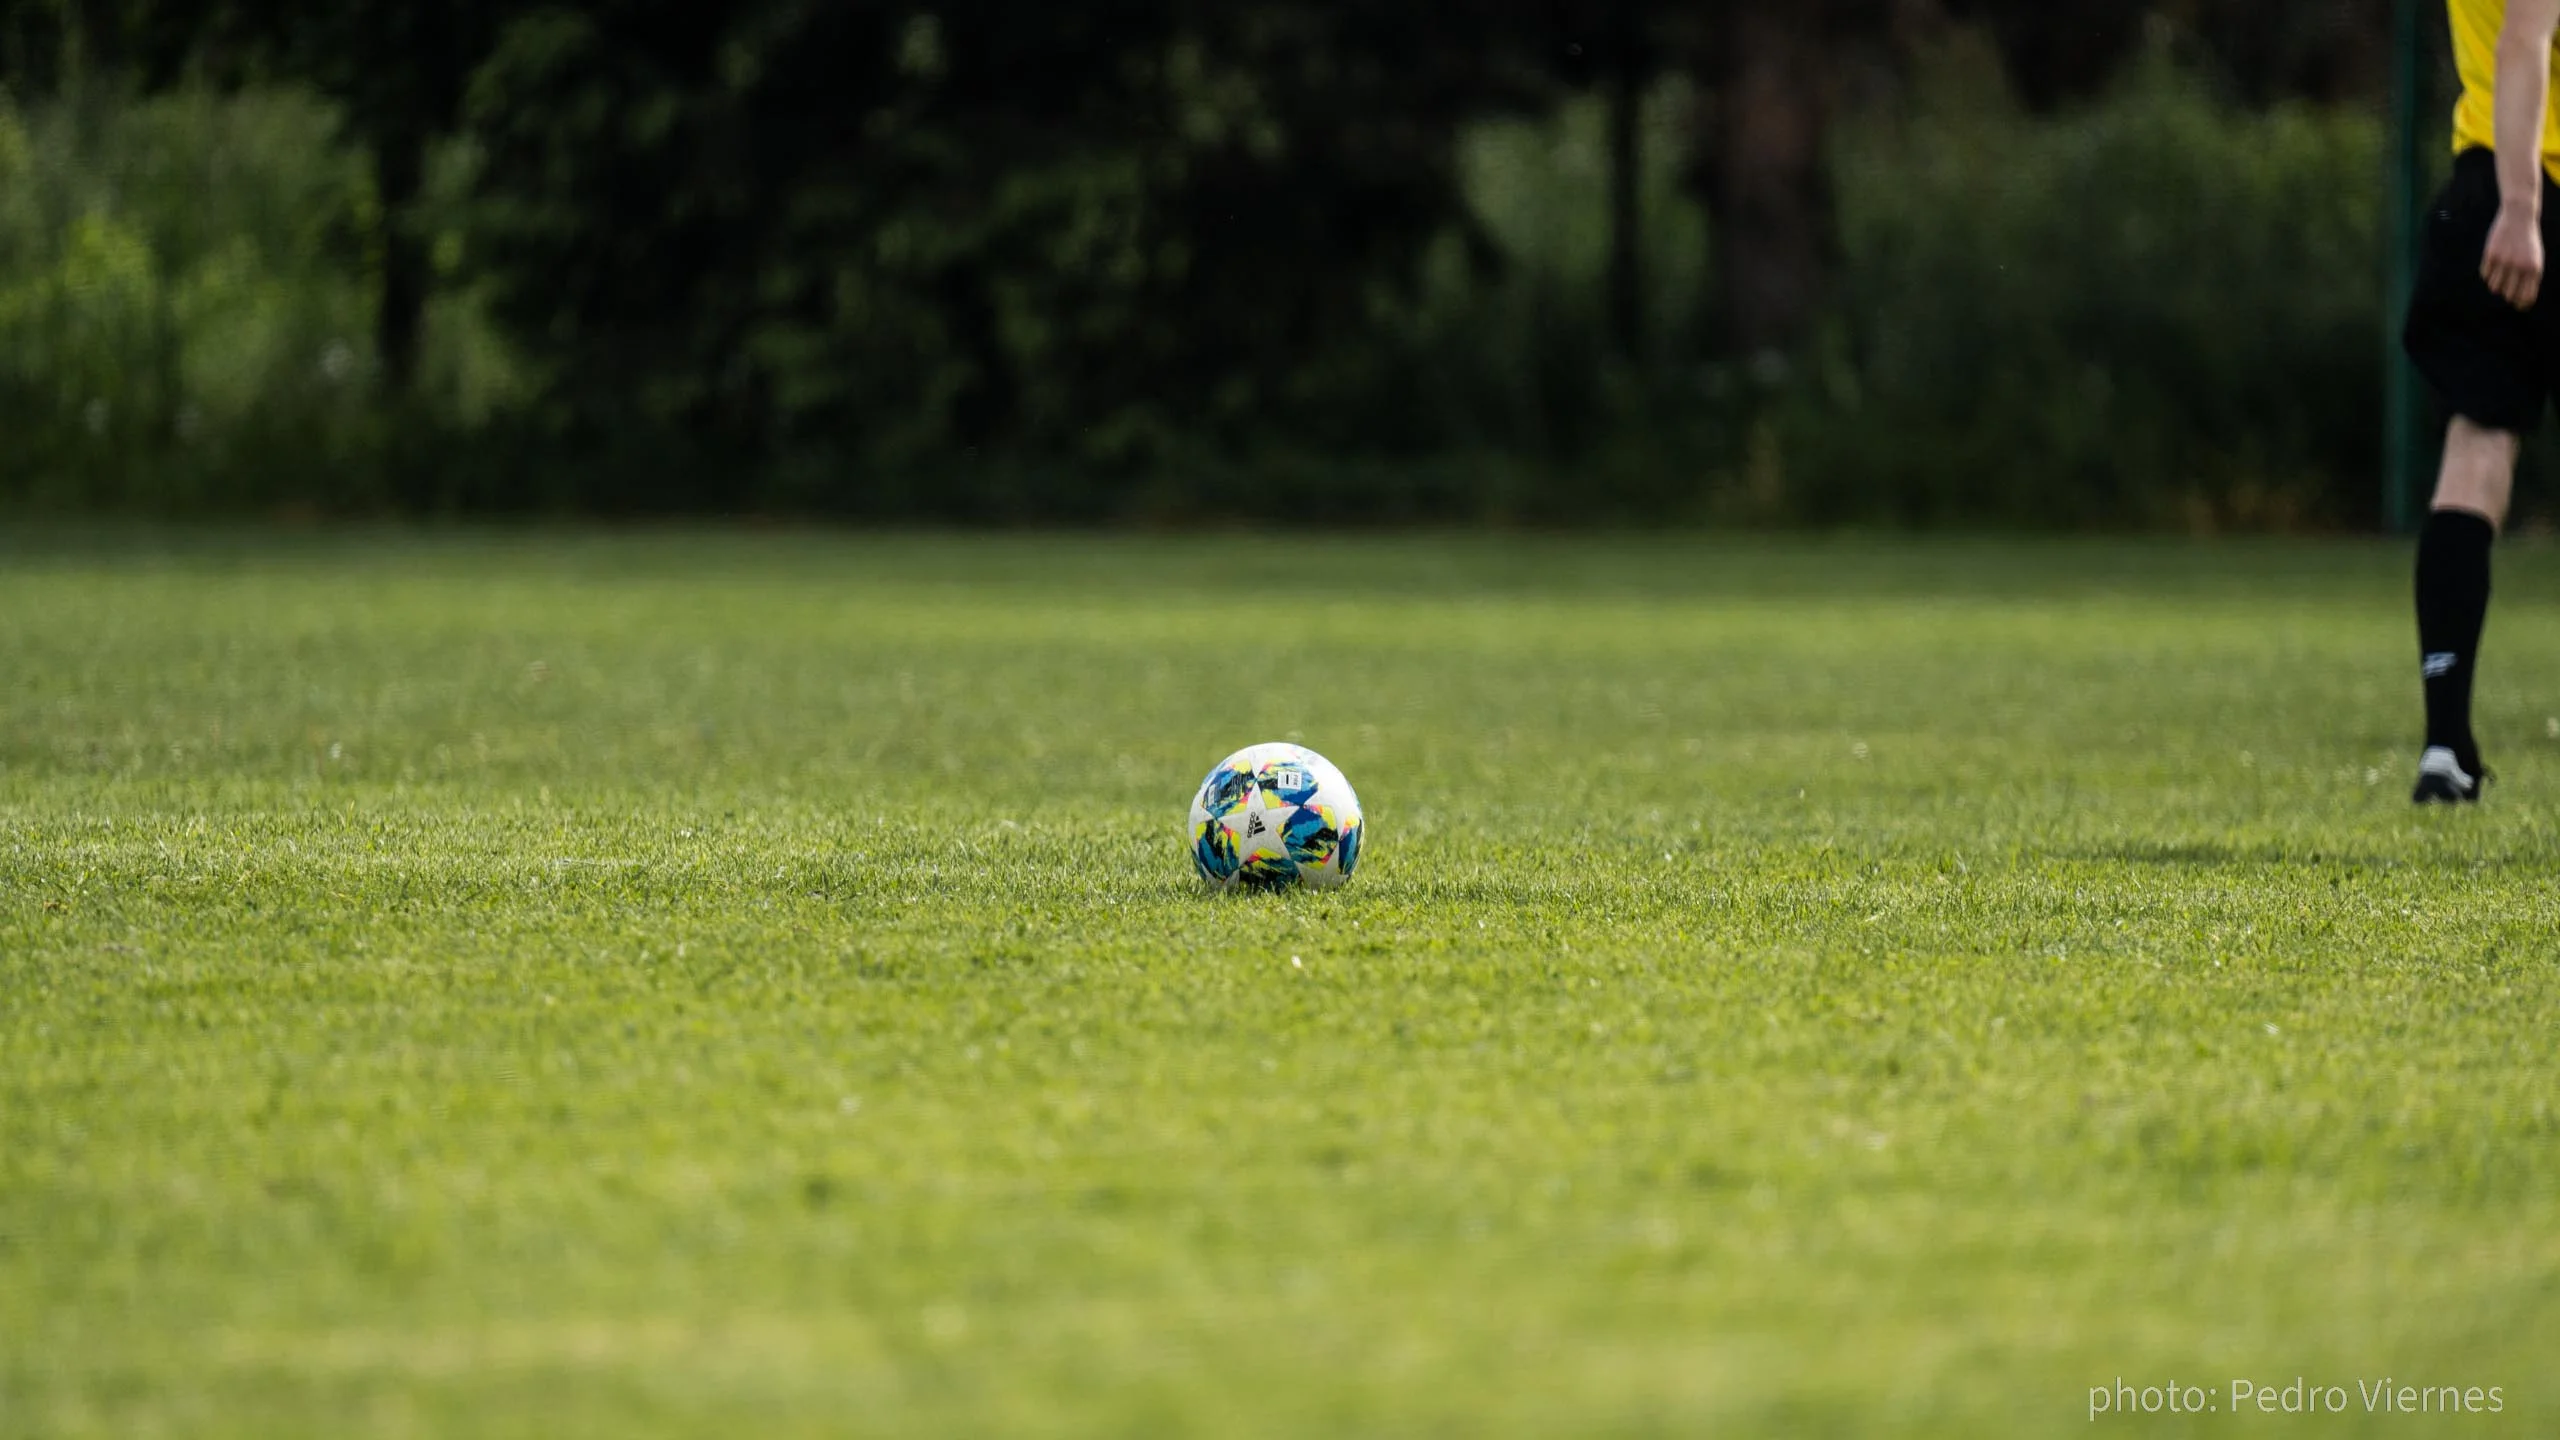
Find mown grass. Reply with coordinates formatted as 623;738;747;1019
2;531;2556;1437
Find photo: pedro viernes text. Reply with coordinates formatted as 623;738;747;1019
2090;1377;2506;1420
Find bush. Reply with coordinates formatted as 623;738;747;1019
1336;43;2392;532
1788;39;2385;529
0;43;2405;530
0;83;522;515
1351;82;1734;523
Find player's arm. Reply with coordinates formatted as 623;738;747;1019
2484;0;2560;308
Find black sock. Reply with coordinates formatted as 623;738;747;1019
2415;508;2495;769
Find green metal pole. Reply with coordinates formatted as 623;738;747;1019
2384;0;2428;535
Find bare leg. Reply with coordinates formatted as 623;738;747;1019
2430;415;2518;527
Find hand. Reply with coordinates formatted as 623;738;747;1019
2482;201;2545;310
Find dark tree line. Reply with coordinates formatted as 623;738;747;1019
0;0;2406;513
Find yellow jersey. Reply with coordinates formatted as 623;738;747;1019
2450;0;2560;177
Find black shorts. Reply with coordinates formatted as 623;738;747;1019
2404;147;2560;434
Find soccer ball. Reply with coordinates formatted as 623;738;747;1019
1189;742;1363;890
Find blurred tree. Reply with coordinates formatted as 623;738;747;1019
1666;2;1907;364
1940;0;2389;105
2162;0;2391;102
461;0;1558;511
1604;0;1649;360
1935;0;2153;108
1522;0;1659;362
1704;6;1836;361
1663;0;2391;367
0;0;2414;519
54;0;509;397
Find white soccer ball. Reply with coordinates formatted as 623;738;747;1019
1188;742;1364;890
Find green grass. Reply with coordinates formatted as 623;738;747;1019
3;532;2556;1437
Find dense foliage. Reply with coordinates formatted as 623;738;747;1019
0;2;2432;526
1802;45;2390;530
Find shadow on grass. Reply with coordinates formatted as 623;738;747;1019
2072;841;2404;871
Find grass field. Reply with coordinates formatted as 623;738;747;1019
3;532;2557;1436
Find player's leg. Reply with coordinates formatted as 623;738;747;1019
2400;148;2542;804
2411;417;2513;802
